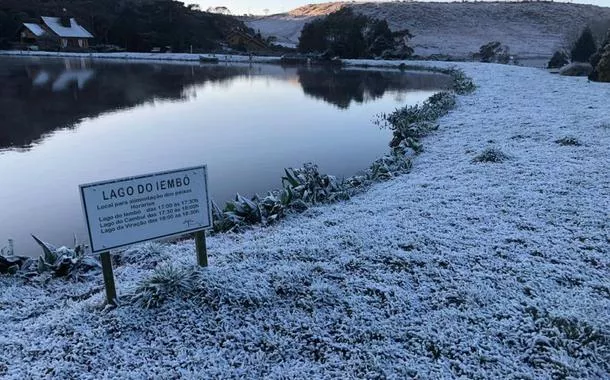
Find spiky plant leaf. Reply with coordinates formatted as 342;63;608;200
31;234;57;264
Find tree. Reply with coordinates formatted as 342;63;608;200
478;41;510;63
571;26;597;62
1;0;249;52
547;50;569;69
298;8;412;59
596;45;610;82
206;6;231;15
589;29;610;81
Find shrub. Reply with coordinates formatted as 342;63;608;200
479;41;511;64
0;240;29;275
555;136;582;146
559;62;593;77
548;51;569;69
0;255;27;275
571;26;597;63
211;190;294;233
379;91;456;154
282;163;349;205
32;235;100;279
131;264;198;308
369;154;412;180
443;68;476;94
472;148;510;163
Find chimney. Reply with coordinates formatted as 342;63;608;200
60;8;71;28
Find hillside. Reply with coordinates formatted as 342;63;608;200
0;0;247;51
246;1;610;59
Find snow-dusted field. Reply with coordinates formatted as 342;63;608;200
1;62;609;378
246;1;610;59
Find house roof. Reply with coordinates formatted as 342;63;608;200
41;16;94;39
228;29;268;49
23;23;47;37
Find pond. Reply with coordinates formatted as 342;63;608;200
0;56;451;256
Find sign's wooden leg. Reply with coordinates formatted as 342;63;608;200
195;231;208;267
100;251;118;306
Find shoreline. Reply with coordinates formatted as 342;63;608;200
0;61;608;378
0;49;463;69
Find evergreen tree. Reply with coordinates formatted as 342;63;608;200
588;29;609;81
571;26;597;62
596;45;610;82
547;50;569;69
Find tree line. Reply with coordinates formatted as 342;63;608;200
0;0;248;52
297;8;413;60
548;25;610;82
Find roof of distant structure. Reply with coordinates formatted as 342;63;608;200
41;16;94;39
23;23;47;37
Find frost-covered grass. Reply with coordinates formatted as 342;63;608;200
555;136;583;147
472;147;511;163
248;2;610;59
1;62;609;378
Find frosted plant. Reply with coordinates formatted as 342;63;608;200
131;264;198;308
472;148;510;163
32;234;99;279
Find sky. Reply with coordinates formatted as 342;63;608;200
192;0;610;16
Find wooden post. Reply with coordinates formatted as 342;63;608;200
100;251;118;306
194;230;208;267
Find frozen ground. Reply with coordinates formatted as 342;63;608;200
1;61;609;378
246;1;610;59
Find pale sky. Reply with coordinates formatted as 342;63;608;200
192;0;610;16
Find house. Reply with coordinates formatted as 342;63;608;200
21;16;94;50
226;29;268;53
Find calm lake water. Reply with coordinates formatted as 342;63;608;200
0;56;450;256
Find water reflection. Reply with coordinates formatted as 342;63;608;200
297;67;452;109
0;58;251;150
0;57;450;151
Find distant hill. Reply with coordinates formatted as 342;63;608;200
246;1;610;59
0;0;248;52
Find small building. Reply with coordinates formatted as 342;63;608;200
226;29;268;53
20;16;94;50
21;23;47;46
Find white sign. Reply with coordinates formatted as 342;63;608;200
80;166;211;253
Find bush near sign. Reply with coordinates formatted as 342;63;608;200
80;166;211;253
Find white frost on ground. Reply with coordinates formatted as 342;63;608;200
1;62;609;379
246;1;610;59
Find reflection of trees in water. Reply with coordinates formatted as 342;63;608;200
297;67;452;109
0;58;250;150
0;59;453;151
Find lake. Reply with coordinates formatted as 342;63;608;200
0;56;451;256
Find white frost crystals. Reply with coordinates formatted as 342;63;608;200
0;61;609;378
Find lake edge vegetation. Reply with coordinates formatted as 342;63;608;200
0;65;476;279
